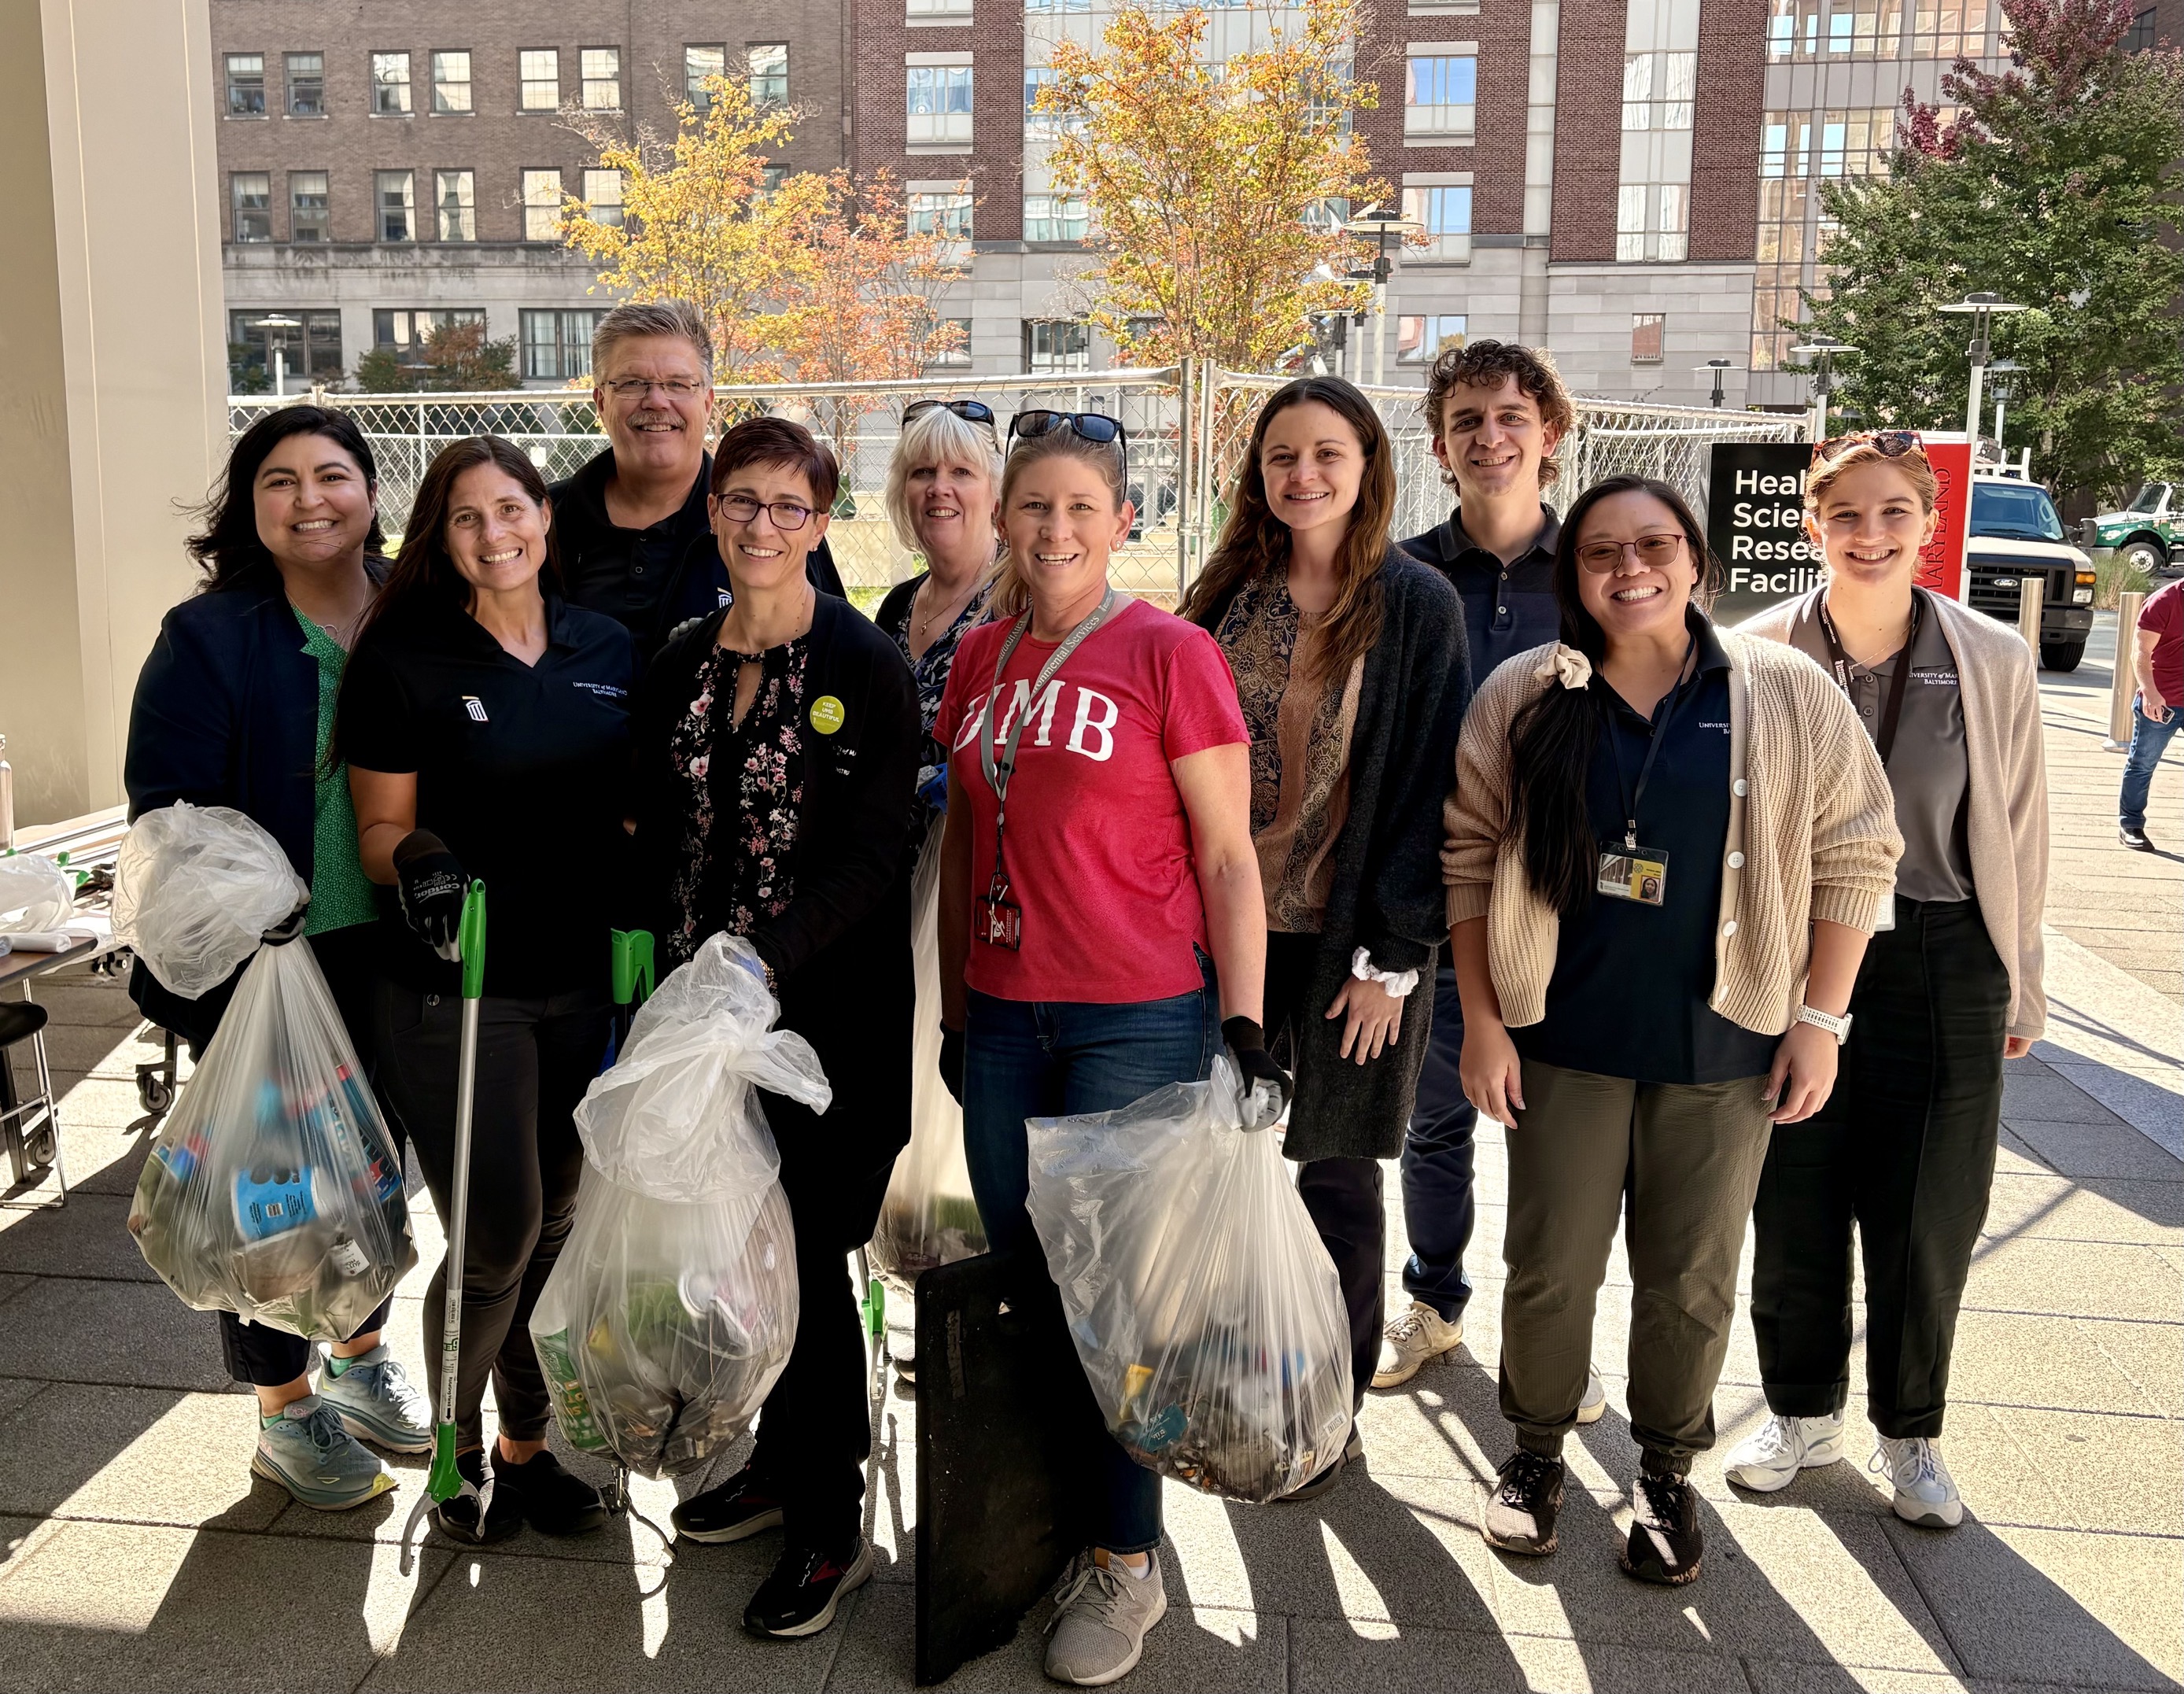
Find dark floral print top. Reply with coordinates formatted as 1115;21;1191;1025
876;574;992;839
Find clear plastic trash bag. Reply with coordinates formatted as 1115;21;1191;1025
0;854;76;932
529;933;826;1478
871;812;987;1286
1025;1056;1354;1503
114;802;309;1000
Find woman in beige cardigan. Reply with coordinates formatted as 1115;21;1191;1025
1728;436;2046;1532
1442;474;1899;1587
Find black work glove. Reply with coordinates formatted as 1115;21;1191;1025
939;1025;965;1107
392;829;467;961
1222;1015;1293;1129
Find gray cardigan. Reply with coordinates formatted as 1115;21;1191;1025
1193;552;1473;1161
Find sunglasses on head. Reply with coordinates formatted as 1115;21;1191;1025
1009;409;1127;449
903;397;998;430
1813;429;1923;464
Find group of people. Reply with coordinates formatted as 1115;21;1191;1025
124;299;2047;1685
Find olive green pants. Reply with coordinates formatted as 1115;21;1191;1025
1500;1058;1775;1475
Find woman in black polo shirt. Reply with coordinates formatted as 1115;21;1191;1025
338;434;634;1545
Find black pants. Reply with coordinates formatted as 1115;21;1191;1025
220;925;402;1389
1749;898;2009;1441
1266;932;1384;1419
372;980;611;1451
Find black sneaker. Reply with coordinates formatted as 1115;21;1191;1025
1621;1471;1703;1585
743;1538;873;1639
1278;1426;1364;1503
1482;1450;1565;1556
672;1463;786;1545
2121;824;2155;851
493;1448;608;1537
431;1448;522;1546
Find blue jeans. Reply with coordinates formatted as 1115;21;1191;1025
1396;965;1478;1324
962;959;1219;1556
2120;696;2181;832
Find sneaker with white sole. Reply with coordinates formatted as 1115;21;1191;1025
251;1395;397;1511
1373;1301;1463;1389
1872;1436;1963;1528
1725;1412;1846;1493
318;1345;433;1454
1045;1550;1168;1686
1575;1368;1609;1426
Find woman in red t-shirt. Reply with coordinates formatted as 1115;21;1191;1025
933;414;1283;1687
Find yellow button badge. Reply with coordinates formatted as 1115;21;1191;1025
810;694;847;735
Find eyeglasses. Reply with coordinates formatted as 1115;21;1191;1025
903;397;998;430
602;377;710;400
714;493;815;532
1813;429;1922;463
1009;409;1127;448
1574;533;1686;574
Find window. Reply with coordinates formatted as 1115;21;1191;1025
286;53;324;116
225;54;265;116
522;169;564;242
1023;193;1088;242
909;0;975;16
1400;183;1472;260
519;49;559;111
374;308;487;365
1404;54;1475;135
1024;320;1090;374
371;52;411;115
909;186;973;241
289;172;330;242
907;62;974;145
432;50;472;114
1025;0;1093;11
1617;182;1687;261
583;168;625;227
375;169;415;242
749;44;788;105
581;48;621;110
521;308;606;381
928;316;973;366
227;309;343;389
435;169;475;240
1621;50;1694;130
760;162;791;194
2127;5;2156;49
685;44;726;109
1396;314;1467;363
231;172;272;241
1631;312;1666;363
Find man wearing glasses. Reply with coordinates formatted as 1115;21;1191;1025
551;300;844;676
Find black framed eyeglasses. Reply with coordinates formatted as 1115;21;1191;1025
714;493;815;532
1010;409;1127;449
1814;429;1922;464
903;397;998;430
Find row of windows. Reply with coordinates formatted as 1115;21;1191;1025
230;168;624;244
884;181;1472;253
1763;0;1991;60
222;44;788;120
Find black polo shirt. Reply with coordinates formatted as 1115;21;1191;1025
341;592;634;999
1513;612;1779;1086
1399;504;1562;687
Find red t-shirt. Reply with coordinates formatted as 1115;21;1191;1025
2139;580;2184;703
934;596;1247;1003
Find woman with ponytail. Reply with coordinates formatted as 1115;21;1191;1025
1439;475;1899;1586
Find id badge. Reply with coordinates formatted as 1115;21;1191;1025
1597;847;1669;906
1873;890;1895;933
976;895;1024;950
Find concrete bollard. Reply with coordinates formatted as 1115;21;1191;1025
2019;575;2045;664
2108;589;2146;749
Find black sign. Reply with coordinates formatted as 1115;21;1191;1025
1707;441;1823;622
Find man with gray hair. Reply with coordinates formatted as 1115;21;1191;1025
551;299;843;673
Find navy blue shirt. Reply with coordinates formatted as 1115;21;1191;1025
1513;612;1778;1086
1399;504;1561;688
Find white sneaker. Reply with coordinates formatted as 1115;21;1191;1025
1725;1412;1846;1492
1575;1368;1609;1426
1045;1550;1167;1686
1872;1436;1963;1528
1373;1301;1463;1389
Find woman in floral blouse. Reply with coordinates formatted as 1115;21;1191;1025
629;416;920;1642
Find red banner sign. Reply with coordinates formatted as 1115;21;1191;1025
1918;441;1972;601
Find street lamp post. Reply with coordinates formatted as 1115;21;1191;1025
1343;208;1423;389
1786;337;1861;443
249;313;303;397
1936;292;2028;448
1987;357;2024;452
1695;356;1738;409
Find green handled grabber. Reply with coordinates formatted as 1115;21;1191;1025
400;880;488;1574
607;928;655;1066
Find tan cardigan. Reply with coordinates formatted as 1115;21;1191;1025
1442;628;1902;1038
1742;587;2049;1040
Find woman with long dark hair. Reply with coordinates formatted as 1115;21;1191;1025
338;435;634;1545
1441;475;1900;1585
124;404;429;1511
1179;376;1470;1499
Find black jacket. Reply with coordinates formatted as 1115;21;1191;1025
1190;552;1473;1160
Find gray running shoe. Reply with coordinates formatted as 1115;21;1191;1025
1045;1549;1168;1686
1575;1368;1610;1426
319;1345;433;1453
251;1395;397;1511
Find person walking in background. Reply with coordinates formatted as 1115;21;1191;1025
126;404;430;1511
549;301;842;674
1733;434;2048;1529
341;435;634;1548
1444;475;1899;1585
2118;575;2181;851
1181;377;1470;1500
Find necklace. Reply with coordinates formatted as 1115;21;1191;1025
913;573;980;640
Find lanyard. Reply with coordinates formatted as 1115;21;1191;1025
978;589;1118;869
1817;592;1918;768
1599;630;1695;851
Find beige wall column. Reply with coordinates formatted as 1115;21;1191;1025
0;0;226;827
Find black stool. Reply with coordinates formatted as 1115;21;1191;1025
0;997;66;1194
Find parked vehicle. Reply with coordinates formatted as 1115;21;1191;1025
2081;483;2184;579
1964;468;2097;673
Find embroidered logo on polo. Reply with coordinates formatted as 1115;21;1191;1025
571;681;629;699
462;696;488;723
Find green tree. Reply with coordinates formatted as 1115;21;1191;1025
1802;0;2184;508
355;320;522;393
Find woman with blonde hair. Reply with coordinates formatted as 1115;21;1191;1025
1730;433;2047;1530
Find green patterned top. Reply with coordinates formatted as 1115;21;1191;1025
292;607;378;935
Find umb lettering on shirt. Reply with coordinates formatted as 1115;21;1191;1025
1067;688;1120;761
1002;678;1066;747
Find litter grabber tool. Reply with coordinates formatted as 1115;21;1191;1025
400;880;487;1574
603;928;655;1070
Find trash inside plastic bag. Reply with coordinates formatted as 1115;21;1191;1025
114;803;309;999
0;854;76;933
529;933;825;1478
872;814;987;1285
1025;1055;1353;1503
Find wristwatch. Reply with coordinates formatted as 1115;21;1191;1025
1795;1004;1854;1044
